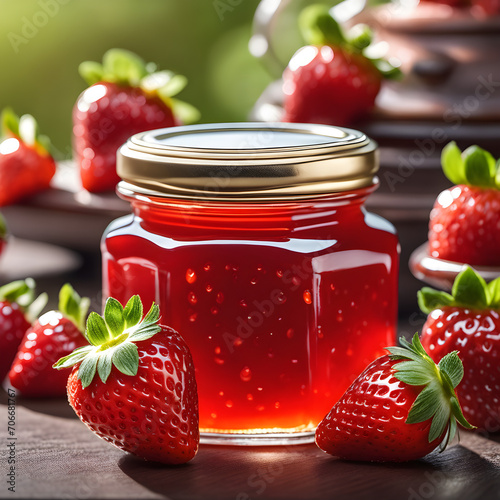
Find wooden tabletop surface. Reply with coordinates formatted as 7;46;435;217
1;388;499;500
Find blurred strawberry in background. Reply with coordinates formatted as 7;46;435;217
282;4;400;127
73;49;200;193
0;109;56;206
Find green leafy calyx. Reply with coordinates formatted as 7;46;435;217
78;49;199;124
298;4;401;80
387;334;474;451
58;283;90;332
418;265;500;314
0;278;47;322
1;108;52;156
441;141;500;189
53;295;161;389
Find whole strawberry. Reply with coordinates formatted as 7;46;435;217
0;278;46;382
0;109;56;206
54;296;199;465
73;49;199;193
316;334;474;462
428;142;500;266
282;5;400;126
9;284;89;397
419;266;500;432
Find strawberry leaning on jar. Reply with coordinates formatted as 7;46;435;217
0;108;56;206
54;296;199;465
9;284;89;397
428;142;500;266
73;49;199;193
315;334;474;462
419;266;500;432
0;278;47;382
282;5;400;126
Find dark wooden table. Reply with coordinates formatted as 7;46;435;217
1;388;499;500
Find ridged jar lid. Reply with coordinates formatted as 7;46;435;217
117;122;378;201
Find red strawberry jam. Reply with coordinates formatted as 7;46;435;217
102;123;399;443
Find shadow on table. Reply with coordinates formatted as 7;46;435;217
0;386;77;419
118;442;500;500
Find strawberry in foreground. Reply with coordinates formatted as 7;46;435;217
54;296;199;465
428;142;500;266
419;266;500;431
0;109;56;206
0;279;46;382
73;48;199;193
9;284;89;397
315;334;474;462
282;5;400;126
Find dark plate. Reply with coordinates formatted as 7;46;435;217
0;162;130;252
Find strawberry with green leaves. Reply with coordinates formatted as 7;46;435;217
73;49;199;193
315;334;474;462
419;266;500;431
54;296;199;465
428;142;500;266
0;109;56;206
282;5;400;126
0;278;46;382
9;284;89;397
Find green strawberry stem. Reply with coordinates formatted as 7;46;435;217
299;4;346;47
53;295;162;388
78;49;200;124
58;283;90;333
388;333;474;450
441;141;500;189
1;108;52;156
0;278;47;322
298;4;401;79
418;265;500;314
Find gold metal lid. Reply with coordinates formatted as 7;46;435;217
117;122;378;201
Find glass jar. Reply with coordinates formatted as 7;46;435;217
102;122;399;445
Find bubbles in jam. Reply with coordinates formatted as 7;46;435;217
103;204;398;434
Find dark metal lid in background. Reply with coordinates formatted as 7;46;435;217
117;122;379;201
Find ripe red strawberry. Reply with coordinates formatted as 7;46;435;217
419;266;500;431
54;296;199;464
0;279;47;382
282;6;400;126
315;334;474;462
0;109;56;206
73;49;199;193
9;284;89;397
428;142;500;266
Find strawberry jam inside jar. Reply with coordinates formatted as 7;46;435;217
102;122;399;445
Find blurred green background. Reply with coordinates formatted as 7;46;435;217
0;0;278;155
